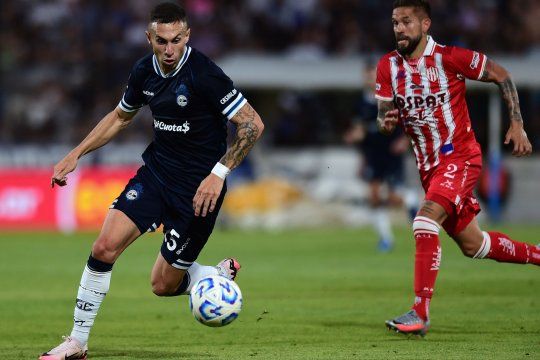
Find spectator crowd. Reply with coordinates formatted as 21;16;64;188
1;0;540;148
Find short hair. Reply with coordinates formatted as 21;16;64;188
150;2;187;25
393;0;431;18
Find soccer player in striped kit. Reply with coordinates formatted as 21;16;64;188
377;0;539;336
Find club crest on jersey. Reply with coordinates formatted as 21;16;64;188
426;67;439;82
177;95;188;107
176;83;189;107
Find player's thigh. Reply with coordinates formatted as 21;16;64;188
94;166;164;262
159;188;226;271
110;166;164;233
92;209;142;263
422;155;482;225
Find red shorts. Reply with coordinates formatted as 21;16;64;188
420;152;482;237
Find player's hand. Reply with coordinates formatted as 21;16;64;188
504;122;532;157
51;154;79;187
193;174;224;217
379;109;399;134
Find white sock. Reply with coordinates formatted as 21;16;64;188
181;262;218;295
373;208;393;242
70;265;111;346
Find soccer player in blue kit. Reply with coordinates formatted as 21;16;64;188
41;3;264;359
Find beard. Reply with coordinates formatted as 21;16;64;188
396;34;422;56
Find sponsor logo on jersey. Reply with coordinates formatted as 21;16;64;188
153;119;190;133
395;90;446;110
470;52;480;70
426;67;439;82
143;90;155;96
220;89;238;104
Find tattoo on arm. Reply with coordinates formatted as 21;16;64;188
220;104;260;170
480;60;523;123
498;78;522;123
479;60;493;82
377;100;395;131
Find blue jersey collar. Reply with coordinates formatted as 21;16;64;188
152;46;192;78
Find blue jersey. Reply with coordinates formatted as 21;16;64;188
118;46;247;195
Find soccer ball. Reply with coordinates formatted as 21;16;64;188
189;275;242;327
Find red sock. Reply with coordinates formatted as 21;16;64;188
484;232;540;266
411;217;441;321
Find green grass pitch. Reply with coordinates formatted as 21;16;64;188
1;226;538;359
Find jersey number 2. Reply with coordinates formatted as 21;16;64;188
443;164;458;179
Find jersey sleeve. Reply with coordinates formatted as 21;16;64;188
375;57;394;101
117;64;147;113
197;63;247;120
448;47;488;80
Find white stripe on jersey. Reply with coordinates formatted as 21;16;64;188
390;57;398;94
476;55;488;80
222;92;247;120
390;56;421;167
418;59;440;168
435;53;456;151
118;95;143;113
404;61;429;171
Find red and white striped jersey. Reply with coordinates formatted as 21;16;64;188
375;36;487;171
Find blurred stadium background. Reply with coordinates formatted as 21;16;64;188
2;0;540;232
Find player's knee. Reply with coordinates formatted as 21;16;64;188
92;238;120;264
453;230;485;258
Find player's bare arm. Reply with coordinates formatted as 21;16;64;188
221;103;264;169
479;59;532;157
51;107;136;187
193;103;264;217
377;100;398;135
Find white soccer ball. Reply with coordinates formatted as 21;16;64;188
189;275;242;327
